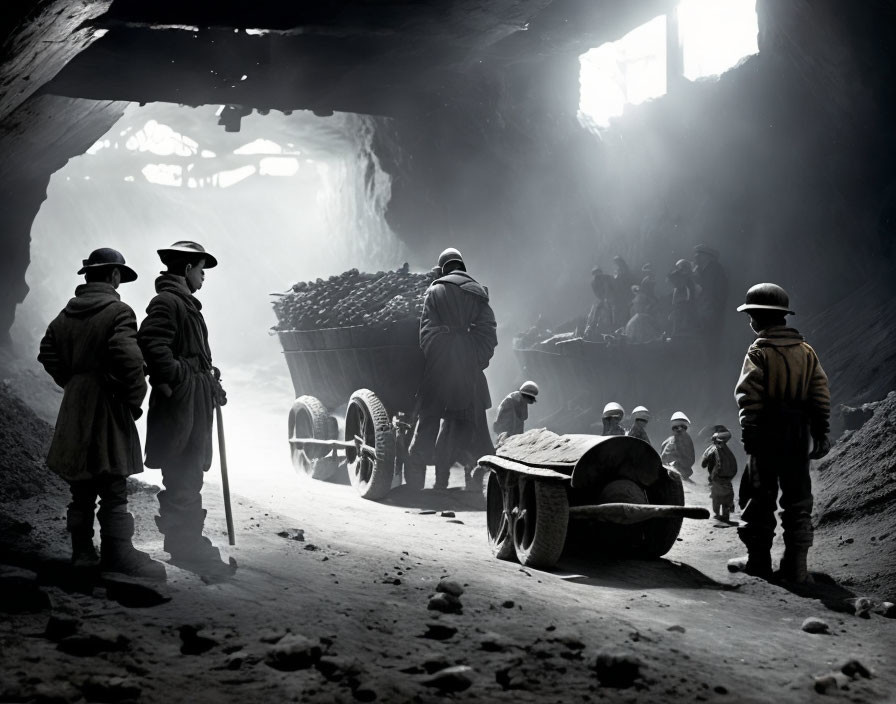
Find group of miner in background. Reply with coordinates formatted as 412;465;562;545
38;242;231;583
584;244;728;343
40;238;831;588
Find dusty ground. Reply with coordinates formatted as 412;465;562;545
2;376;895;703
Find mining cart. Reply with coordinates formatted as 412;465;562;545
477;429;709;569
277;319;424;501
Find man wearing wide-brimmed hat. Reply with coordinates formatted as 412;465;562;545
138;241;230;574
38;248;166;580
730;283;831;583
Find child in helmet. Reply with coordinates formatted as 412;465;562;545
626;406;652;447
660;411;695;481
701;425;737;520
601;402;626;436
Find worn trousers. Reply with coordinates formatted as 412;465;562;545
737;453;813;553
408;410;495;487
67;475;130;539
156;448;207;539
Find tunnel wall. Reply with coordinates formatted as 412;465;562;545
372;0;896;409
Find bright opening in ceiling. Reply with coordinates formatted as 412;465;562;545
578;0;758;129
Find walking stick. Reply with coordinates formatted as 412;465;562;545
215;403;236;546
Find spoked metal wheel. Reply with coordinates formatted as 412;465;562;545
485;468;515;560
288;396;339;480
510;475;569;569
344;389;395;500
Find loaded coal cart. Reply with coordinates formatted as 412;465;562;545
477;429;709;569
272;266;431;501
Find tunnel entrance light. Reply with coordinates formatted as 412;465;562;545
578;0;758;130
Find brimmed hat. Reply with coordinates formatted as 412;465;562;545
438;247;463;270
157;241;218;268
602;402;624;418
519;380;539;402
693;244;719;258
632;406;650;421
736;283;794;315
670;411;690;426
77;248;138;283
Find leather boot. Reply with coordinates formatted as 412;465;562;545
744;550;773;579
164;510;235;577
71;532;100;569
778;546;812;584
101;538;167;581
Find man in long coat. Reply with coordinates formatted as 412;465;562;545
38;248;165;580
138;241;229;573
733;283;830;583
406;248;497;490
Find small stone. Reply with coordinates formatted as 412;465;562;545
840;659;872;679
479;632;513;652
258;628;288;644
501;600;515;609
225;652;245;670
0;564;49;613
594;651;643;688
873;601;895;618
422;656;453;674
103;574;171;608
714;685;728;695
440;511;455;518
265;634;322;671
428;593;462;614
352;681;378;702
45;613;81;641
277;529;305;541
418;510;437;515
436;579;465;597
422;622;458;640
79;675;141;702
851;597;873;618
316;656;362;683
667;625;686;633
549;631;586;651
422;665;474;693
304;544;320;551
58;629;130;656
446;519;465;524
179;625;219;655
813;674;839;694
800;617;830;634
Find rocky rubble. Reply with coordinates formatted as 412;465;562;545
271;264;434;331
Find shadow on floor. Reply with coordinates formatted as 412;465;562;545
380;484;486;512
776;571;860;615
554;553;736;591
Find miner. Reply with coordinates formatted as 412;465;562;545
611;255;636;327
732;283;831;582
406;248;498;490
660;411;696;481
701;425;737;521
626;406;652;446
138;241;230;574
667;259;698;337
494;380;539;443
38;248;166;580
693;244;729;335
601;402;626;436
583;267;613;340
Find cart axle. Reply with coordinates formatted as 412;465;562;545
569;503;710;524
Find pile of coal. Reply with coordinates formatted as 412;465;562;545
272;264;434;331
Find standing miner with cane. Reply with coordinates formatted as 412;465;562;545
730;283;831;583
405;248;498;491
138;241;233;576
38;248;166;580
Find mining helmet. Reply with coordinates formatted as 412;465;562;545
602;402;625;419
736;283;794;315
519;381;539;402
632;406;651;421
670;411;690;426
77;248;138;283
438;247;464;270
157;241;218;268
712;430;732;443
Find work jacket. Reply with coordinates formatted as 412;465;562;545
417;270;497;417
661;432;695;472
38;283;146;481
734;326;831;449
701;443;738;482
138;274;215;469
494;391;528;437
627;421;652;447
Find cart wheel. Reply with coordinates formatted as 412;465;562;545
288;396;338;480
640;467;685;558
485;468;515;561
511;476;568;569
345;389;395;500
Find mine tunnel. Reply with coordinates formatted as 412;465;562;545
1;2;895;702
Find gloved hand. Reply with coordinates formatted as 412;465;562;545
808;435;831;460
211;366;227;407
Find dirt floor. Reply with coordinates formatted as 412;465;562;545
2;379;895;703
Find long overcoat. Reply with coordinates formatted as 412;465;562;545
138;274;215;470
417;271;497;417
38;283;147;481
